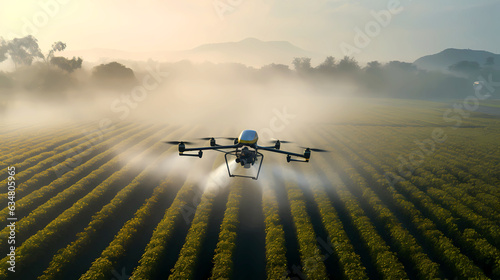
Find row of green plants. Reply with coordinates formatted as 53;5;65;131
39;128;180;279
281;169;329;280
314;131;421;279
168;158;227;280
0;122;135;196
345;125;500;250
79;177;174;280
290;131;369;280
310;128;420;279
0;122;85;165
0;123;77;155
261;182;288;280
336;185;408;280
0;123;144;231
395;180;491;279
336;124;499;220
128;128;207;279
77;152;181;280
304;172;369;279
129;178;198;279
324;126;497;278
209;180;243;280
316;131;442;279
0;126;170;278
0;124;92;164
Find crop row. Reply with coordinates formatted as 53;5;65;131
338;126;500;251
330;125;499;222
0;123;83;156
0;123;146;228
38;127;181;279
281;169;329;280
130;177;198;279
320;126;498;278
0;122;90;166
261;181;288;280
0;125;172;278
209;180;243;279
76;148;182;280
168;158;227;280
0;122;136;196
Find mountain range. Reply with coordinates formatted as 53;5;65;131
61;38;323;67
413;48;500;72
60;38;499;71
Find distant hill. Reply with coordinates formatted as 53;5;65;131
413;48;500;72
60;38;323;67
181;37;322;67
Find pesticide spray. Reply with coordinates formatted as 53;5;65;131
201;159;237;193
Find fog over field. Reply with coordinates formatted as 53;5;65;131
1;2;500;280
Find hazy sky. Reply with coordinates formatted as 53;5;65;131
1;0;499;63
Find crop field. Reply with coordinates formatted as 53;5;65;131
0;100;499;280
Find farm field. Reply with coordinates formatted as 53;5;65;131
1;99;499;280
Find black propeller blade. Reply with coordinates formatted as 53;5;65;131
300;147;329;152
197;137;237;141
164;141;195;145
268;139;293;144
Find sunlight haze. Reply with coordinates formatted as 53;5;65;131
1;0;499;63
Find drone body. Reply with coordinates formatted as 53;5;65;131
166;130;327;180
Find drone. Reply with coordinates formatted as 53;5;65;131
165;129;327;180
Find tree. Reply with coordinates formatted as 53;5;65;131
46;41;67;62
50;56;82;73
91;62;137;89
316;56;336;73
337;56;360;73
0;38;8;63
365;61;382;74
448;60;481;76
384;61;417;72
363;61;386;92
261;63;290;72
92;62;135;80
292;57;312;74
260;63;291;77
3;35;43;68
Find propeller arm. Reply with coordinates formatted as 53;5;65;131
257;146;307;158
183;144;240;152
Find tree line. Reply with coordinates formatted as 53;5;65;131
1;35;499;100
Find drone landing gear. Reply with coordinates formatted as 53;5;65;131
179;150;203;158
286;154;309;163
225;151;263;180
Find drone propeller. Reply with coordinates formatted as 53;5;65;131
197;137;237;141
164;141;195;145
300;147;329;152
268;139;293;144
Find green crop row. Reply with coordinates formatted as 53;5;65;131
129;177;198;280
261;182;288;280
0;125;170;278
40;127;180;279
0;123;145;228
320;126;496;278
0;122;89;165
281;169;329;280
0;122;135;196
209;180;243;280
168;161;223;280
